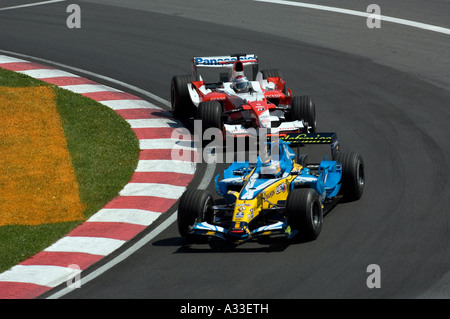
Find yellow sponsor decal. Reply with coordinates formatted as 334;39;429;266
274;132;335;144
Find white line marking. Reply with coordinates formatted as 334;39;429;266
138;138;195;151
0;0;66;11
99;99;161;110
126;118;178;128
60;84;121;94
45;237;126;256
0;56;28;63
87;209;161;226
136;160;197;174
18;68;79;79
119;183;187;198
0;265;79;287
254;0;450;35
198;160;217;191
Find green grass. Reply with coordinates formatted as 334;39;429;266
0;68;140;272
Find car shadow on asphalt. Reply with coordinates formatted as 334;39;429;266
151;235;317;254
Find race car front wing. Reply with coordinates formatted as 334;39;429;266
189;219;298;244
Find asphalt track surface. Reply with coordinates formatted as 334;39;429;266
1;0;449;299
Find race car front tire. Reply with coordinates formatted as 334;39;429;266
291;96;316;132
177;189;214;240
286;188;323;241
261;68;283;79
335;152;365;201
197;101;223;132
171;74;196;118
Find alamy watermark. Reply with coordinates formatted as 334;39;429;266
170;121;281;164
66;4;81;29
366;264;381;288
367;4;381;29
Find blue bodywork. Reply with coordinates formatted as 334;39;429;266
215;140;343;203
190;137;344;244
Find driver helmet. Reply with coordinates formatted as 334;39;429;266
233;75;250;93
260;160;281;178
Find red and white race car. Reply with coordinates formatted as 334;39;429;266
171;54;316;137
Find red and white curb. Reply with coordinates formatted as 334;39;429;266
0;55;197;298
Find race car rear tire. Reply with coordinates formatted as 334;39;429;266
171;74;196;118
291;96;316;132
335;152;365;201
197;101;223;132
177;189;214;241
286;188;323;241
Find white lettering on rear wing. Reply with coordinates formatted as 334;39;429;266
192;54;258;67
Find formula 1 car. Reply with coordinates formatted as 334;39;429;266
177;133;365;247
171;53;316;137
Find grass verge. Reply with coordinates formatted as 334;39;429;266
0;68;140;272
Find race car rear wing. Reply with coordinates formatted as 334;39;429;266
192;53;259;80
268;132;340;159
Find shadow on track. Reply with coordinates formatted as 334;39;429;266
150;235;325;254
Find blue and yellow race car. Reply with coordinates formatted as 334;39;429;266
177;133;364;247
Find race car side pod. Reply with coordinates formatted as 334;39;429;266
267;132;341;160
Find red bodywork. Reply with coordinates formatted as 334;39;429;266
190;77;293;126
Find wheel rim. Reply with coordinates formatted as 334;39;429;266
311;202;321;228
171;84;176;111
202;197;213;222
357;161;365;190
